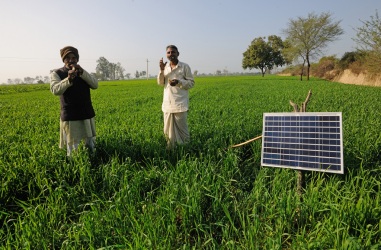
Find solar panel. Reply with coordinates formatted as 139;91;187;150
261;112;344;174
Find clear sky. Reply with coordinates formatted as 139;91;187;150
0;0;379;84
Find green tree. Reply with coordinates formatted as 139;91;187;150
96;57;126;81
283;12;344;80
24;77;34;84
96;57;110;81
354;10;381;75
267;35;287;68
242;35;286;77
108;62;117;80
116;62;125;80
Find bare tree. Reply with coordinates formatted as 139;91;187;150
354;10;381;75
283;12;344;80
14;78;22;84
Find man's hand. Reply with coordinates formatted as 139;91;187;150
169;79;179;86
159;57;167;70
68;65;77;81
73;64;84;76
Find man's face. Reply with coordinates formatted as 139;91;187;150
166;48;179;62
64;53;78;68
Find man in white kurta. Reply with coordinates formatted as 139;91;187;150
157;45;195;149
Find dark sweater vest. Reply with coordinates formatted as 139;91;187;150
54;67;95;121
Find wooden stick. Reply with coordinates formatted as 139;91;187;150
230;135;262;148
289;100;299;112
291;90;312;221
302;89;312;112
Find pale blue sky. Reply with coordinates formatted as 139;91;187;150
0;0;379;83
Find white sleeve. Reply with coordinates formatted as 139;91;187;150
50;71;72;95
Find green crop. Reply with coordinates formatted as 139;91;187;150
0;75;380;249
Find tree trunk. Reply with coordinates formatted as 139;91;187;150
300;59;305;81
306;54;310;81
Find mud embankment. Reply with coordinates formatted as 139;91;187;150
332;69;381;87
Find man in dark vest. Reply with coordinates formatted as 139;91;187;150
50;46;98;156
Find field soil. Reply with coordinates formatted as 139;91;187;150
332;69;381;87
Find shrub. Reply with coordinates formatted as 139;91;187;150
310;55;338;78
364;50;381;76
313;60;335;78
348;60;365;75
338;51;366;70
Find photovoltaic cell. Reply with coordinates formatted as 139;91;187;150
261;112;344;174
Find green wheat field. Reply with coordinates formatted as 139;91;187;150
1;75;380;249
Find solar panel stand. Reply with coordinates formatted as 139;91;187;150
289;90;312;220
291;90;312;192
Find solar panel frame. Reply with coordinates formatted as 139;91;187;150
261;112;344;174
